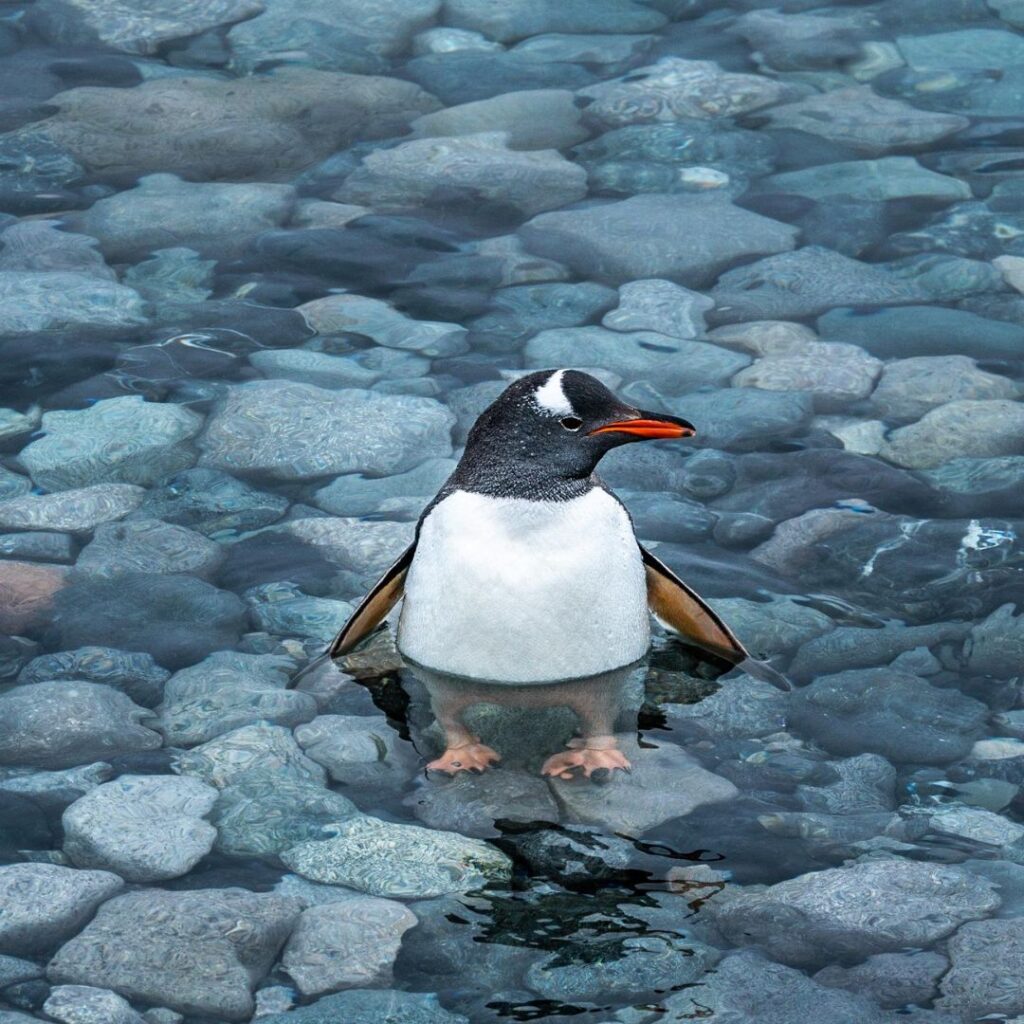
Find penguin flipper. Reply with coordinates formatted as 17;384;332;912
329;543;415;658
640;544;747;665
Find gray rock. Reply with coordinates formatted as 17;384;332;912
47;888;303;1021
760;157;970;203
0;955;43;988
899;26;1024;69
620;489;716;543
968;603;1024;677
938;917;1024;1019
894;804;1024;860
199;381;454;481
29;0;260;54
62;775;216;882
0;681;159;770
76;518;223;581
730;8;872;72
871;355;1019;421
122;247;214;312
44;985;147;1024
282;898;416;996
244;582;354;645
708;859;999;968
665;675;787;740
19;398;201;492
796;754;896;815
0;466;31;502
707;595;834;658
0;485;145;533
250;347;428;390
789;669;986;764
880;399;1024;469
0;271;146;336
602;279;713;338
282;815;512;897
313;458;455;518
69;174;295;261
211;775;357;860
177;723;327;789
525;327;749;391
412;89;587;150
156;651;314;747
0;531;75;563
254;990;467;1024
815;951;948;1009
549;737;738;836
0;863;122;955
520;194;797;286
0;221;114;279
276;516;414;577
414;26;502;54
665;387;813;449
442;0;664;41
764;86;969;153
0;762;112;816
335;132;587;217
294;715;418;792
577;57;790;129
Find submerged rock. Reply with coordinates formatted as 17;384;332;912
602;279;713;338
0;271;146;336
294;715;418;792
76;519;223;581
255;990;467;1024
43;985;147;1024
17;647;167;708
814;951;948;1009
443;0;664;41
0;485;145;534
937;917;1024;1019
871;356;1019;421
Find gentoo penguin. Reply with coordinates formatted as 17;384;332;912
330;369;746;686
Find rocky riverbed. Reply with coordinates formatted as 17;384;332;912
1;0;1023;1021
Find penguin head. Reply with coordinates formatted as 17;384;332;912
460;369;694;493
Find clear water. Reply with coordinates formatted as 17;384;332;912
0;1;1022;1022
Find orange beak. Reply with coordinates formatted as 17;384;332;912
588;414;695;440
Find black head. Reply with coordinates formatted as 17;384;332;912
449;369;695;501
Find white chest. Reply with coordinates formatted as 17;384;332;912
397;488;650;682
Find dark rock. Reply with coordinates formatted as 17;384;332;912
18;646;168;708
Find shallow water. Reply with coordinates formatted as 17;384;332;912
0;0;1023;1021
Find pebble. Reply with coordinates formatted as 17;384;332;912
250;348;428;390
602;279;713;338
708;596;834;657
282;816;512;897
0;221;114;280
0;485;145;533
282;898;416;996
413;27;503;55
0;466;31;502
665;674;788;740
76;518;223;580
47;888;303;1021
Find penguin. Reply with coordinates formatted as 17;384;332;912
329;368;747;686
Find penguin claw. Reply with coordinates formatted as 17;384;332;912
427;743;501;775
542;746;632;780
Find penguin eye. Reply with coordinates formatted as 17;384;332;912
560;416;583;432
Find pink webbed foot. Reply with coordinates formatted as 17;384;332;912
542;738;631;780
427;742;501;774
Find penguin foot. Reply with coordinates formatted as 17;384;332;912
542;744;631;780
427;743;501;774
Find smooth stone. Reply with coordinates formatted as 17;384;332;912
0;681;159;770
277;516;414;576
872;355;1019;421
22;68;438;182
621;489;716;542
711;247;924;322
664;387;813;449
251;348;428;390
442;0;665;41
0;271;146;336
28;0;261;54
994;253;1024;293
0;485;145;533
760;157;970;202
76;519;223;580
18;647;167;709
199;381;454;481
177;723;327;789
815;951;948;1009
765;86;969;153
708;859;999;968
708;319;819;356
899;27;1024;69
290;200;370;229
414;26;503;54
43;985;147;1024
47;889;303;1021
525;326;749;390
19;398;201;492
709;596;833;658
920;456;1024;517
814;415;887;455
602;279;713;338
0;531;74;563
313;458;455;518
665;675;788;740
520;193;797;286
244;582;354;645
0;221;114;279
0;763;112;816
968;603;1024;678
938;917;1024;1018
52;574;246;670
578;57;792;129
294;715;418;792
62;775;217;883
68;174;295;261
412;90;587;151
282;899;416;996
818;305;1024;360
0;956;43;988
0;863;122;956
0;406;40;448
335;132;587;218
549;737;738;836
511;31;655;68
880;400;1024;468
900;804;1024;855
299;294;467;358
282;816;512;897
156;651;313;747
211;775;357;860
789;669;986;764
731;8;876;71
122;247;214;312
254;990;467;1024
0;466;31;501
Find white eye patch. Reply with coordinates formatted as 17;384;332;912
532;369;574;417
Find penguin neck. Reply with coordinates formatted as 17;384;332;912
445;444;598;502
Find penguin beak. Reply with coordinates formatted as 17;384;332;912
588;411;695;440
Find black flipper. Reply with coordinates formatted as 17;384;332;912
640;544;747;665
329;542;416;658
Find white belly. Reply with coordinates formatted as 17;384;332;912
397;488;650;682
